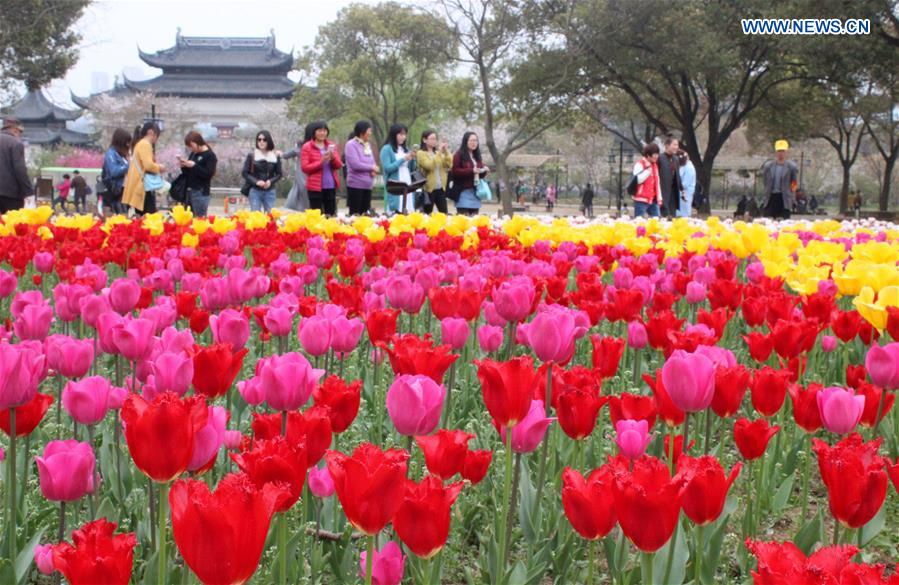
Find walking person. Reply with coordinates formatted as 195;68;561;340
761;139;798;220
178;131;217;218
344;120;379;215
632;143;662;218
71;170;88;214
301;121;342;216
657;135;683;218
242;130;283;214
53;174;72;213
546;184;556;212
582;182;595;218
450;131;489;217
0;117;32;213
281;126;312;212
416;129;452;214
101;128;131;216
380;123;417;215
677;149;696;218
122;121;165;215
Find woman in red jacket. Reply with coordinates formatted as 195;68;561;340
300;120;343;217
632;143;662;217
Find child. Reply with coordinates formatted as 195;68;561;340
53;174;72;213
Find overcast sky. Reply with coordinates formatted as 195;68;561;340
49;0;379;104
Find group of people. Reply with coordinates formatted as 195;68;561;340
631;135;697;218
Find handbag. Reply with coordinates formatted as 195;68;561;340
136;155;165;192
476;180;492;201
386;171;427;196
240;154;255;197
170;173;189;204
446;178;462;202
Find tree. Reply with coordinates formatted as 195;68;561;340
0;0;89;92
288;2;472;146
559;0;872;212
438;0;579;215
861;60;899;213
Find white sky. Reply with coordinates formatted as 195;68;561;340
48;0;382;104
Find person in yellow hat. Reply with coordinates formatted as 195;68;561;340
761;139;798;220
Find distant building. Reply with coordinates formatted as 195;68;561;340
1;89;94;146
73;29;297;138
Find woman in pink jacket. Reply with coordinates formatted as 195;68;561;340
632;143;662;217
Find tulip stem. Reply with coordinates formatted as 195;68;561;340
365;534;374;585
682;412;689;455
7;408;16;563
632;347;641;388
114;411;124;503
148;479;157;549
87;425;97;519
662;513;679;585
703;408;712;454
801;436;810;521
55;501;66;585
873;391;887;434
279;512;288;584
667;429;675;475
694;523;704;584
281;410;288;437
157;481;169;585
833;521;840;546
504;453;522;559
498;423;515;575
442;361;456;429
55;374;63;438
534;365;553;515
613;530;627;584
642;551;654;585
587;539;596;585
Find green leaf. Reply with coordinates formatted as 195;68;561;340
602;535;619;575
652;521;689;585
14;527;45;584
793;511;823;555
507;561;527;585
859;506;886;547
0;559;15;585
772;474;795;515
701;502;736;585
518;466;538;546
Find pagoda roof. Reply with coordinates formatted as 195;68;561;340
2;90;83;123
138;30;293;73
121;72;296;99
22;127;94;146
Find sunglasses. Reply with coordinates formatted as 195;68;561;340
257;137;266;142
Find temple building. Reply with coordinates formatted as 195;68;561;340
73;30;297;138
1;89;93;146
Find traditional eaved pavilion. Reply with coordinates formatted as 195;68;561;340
2;89;93;146
73;29;296;137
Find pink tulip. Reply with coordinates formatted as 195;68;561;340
264;306;294;338
140;304;177;335
11;290;45;319
359;541;405;585
0;446;4;462
685;281;707;304
0;269;17;298
45;335;94;379
865;343;899;389
615;419;652;459
477;325;504;353
35;440;96;502
492;277;536;323
261;352;325;411
745;261;765;283
187;405;227;472
308;465;335;498
14;303;54;341
33;252;54;273
111;317;156;362
200;278;229;312
386;374;446;436
0;342;45;409
386;275;416;312
299;316;332;357
817;387;865;435
209;308;250;351
661;349;716;412
518;309;579;364
33;544;55;575
108;279;141;315
158;327;195;355
223;430;243;451
371;347;386;365
53;283;91;323
237;377;265;406
627;321;648;349
821;335;837;353
330;315;365;354
694;345;736;369
151;351;194;395
96;312;124;355
613;267;634;289
441;318;470;351
62;376;127;425
498;399;554;454
225;268;256;305
482;301;507;327
79;294;112;329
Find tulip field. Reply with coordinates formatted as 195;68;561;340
2;205;899;584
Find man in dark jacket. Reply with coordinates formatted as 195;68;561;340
657;135;683;218
0;117;32;213
762;139;799;219
71;169;88;213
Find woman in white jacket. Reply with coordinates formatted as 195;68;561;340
677;149;696;217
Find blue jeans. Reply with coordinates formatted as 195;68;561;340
249;187;276;213
189;188;209;217
634;201;660;217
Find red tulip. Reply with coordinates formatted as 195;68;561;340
231;436;308;513
188;310;210;334
475;356;538;427
771;319;805;360
381;334;459;383
608;393;657;430
393;476;463;558
677;455;742;525
49;519;137;585
711;365;750;419
174;291;198;319
643;370;685;427
0;392;53;437
461;449;492;485
415;429;473;480
312;375;362;434
733;418;779;461
612;456;684;552
325;443;410;535
787;383;823;433
846;364;867;389
741;297;767;328
888;459;899;494
831;309;861;343
590;335;624;379
812;433;888;529
745;539;861;584
121;392;208;482
251;407;332;468
365;309;400;346
561;466;617;540
707;279;742;311
742;332;773;363
644;310;684;352
663;434;694;467
170;473;285;585
191;343;248;399
856;383;895;427
750;367;790;417
429;286;482;321
556;386;606;440
606;288;644;322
